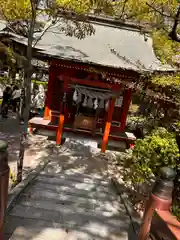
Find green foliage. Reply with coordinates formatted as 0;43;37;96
152;30;179;65
127;127;179;184
114;0;179;22
0;0;31;20
174;121;180;132
0;0;115;21
56;0;114;15
0;76;10;86
9;169;17;185
172;201;180;221
126;115;146;131
151;74;180;87
113;1;179;67
32;79;48;85
148;73;180;105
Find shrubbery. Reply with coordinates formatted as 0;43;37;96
124;127;180;220
126;127;179;184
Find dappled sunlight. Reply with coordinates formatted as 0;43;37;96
42;138;109;179
4;136;135;239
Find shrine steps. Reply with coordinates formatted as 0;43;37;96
5;166;134;240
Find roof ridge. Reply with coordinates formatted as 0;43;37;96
87;14;150;32
57;11;150;33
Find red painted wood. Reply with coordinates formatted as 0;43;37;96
58;76;121;91
120;88;132;131
44;66;54;120
56;114;65;145
51;59;89;70
155;210;180;240
56;76;71;144
0;232;4;240
101;97;116;152
51;59;139;80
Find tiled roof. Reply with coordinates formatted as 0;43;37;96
0;18;176;72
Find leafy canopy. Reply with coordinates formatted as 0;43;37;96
0;0;115;20
114;0;179;23
0;0;32;20
113;0;179;64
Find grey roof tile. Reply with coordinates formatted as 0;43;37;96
0;19;176;72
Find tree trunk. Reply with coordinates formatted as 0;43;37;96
169;5;180;42
17;4;36;183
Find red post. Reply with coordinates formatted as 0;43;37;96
120;88;132;132
138;167;176;240
44;65;54;120
56;76;69;145
0;141;9;240
101;97;116;153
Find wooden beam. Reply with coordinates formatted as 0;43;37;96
58;76;121;91
101;97;116;153
120;88;132;132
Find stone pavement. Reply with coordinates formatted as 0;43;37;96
4;139;136;240
0;112;56;188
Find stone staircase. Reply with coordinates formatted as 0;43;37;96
5;170;133;239
4;140;136;239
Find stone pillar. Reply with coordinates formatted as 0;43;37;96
138;167;176;240
0;141;9;240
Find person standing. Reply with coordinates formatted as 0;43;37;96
1;86;11;118
11;86;21;113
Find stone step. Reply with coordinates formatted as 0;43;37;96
25;181;118;201
18;187;123;214
11;198;128;222
39;171;109;186
35;175;110;193
5;215;129;240
9;203;129;238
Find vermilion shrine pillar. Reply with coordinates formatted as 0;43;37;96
56;76;69;145
120;88;132;132
44;65;54;120
101;97;116;153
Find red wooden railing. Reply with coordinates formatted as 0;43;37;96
138;167;180;240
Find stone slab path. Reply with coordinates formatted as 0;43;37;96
0;112;56;188
4;139;136;240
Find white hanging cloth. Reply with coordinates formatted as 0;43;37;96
73;90;78;102
72;85;117;109
105;100;109;111
99;99;104;109
94;98;98;109
76;92;82;104
87;97;93;108
82;96;88;106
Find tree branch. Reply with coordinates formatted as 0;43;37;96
146;2;180;43
33;17;58;48
146;2;177;20
119;0;128;19
169;5;180;42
